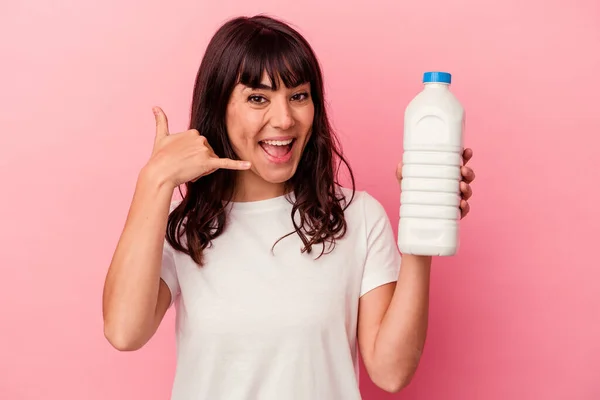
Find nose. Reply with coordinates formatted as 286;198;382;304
269;99;295;130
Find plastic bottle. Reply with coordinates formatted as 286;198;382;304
398;71;465;256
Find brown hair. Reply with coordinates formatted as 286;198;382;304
166;15;355;265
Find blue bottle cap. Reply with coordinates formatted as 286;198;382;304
423;71;452;84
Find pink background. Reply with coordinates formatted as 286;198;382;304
1;0;599;399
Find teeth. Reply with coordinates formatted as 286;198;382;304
262;139;293;146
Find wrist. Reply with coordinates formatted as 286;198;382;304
139;161;176;193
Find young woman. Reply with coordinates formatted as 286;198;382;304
102;14;475;400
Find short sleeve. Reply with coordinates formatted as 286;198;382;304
359;192;402;297
160;200;181;308
160;241;180;308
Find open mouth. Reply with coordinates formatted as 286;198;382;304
259;138;296;162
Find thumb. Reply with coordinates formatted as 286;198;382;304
153;107;169;138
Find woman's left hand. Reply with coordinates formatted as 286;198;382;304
396;148;475;219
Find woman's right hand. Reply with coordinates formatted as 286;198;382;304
144;106;251;189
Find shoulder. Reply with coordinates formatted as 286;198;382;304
336;186;396;256
336;186;391;223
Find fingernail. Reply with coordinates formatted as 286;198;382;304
241;161;251;168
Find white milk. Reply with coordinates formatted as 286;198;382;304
398;72;465;256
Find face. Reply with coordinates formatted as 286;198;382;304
225;72;314;191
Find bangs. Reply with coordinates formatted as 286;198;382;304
237;28;314;90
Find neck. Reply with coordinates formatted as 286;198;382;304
231;170;288;202
424;83;450;89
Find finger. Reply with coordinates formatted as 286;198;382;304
153;107;170;138
209;158;252;171
461;166;476;183
462;148;473;165
460;200;470;219
460;181;473;200
194;133;218;156
396;162;403;182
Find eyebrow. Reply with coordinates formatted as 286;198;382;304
244;82;309;91
244;83;273;91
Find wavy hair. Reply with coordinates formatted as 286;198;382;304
166;15;355;265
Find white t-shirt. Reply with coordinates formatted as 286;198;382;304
160;187;401;400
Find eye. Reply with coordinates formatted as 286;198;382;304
248;95;267;104
291;92;309;102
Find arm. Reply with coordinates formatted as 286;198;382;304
102;106;252;351
358;150;474;392
358;254;432;393
102;165;175;351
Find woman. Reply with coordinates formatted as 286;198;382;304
102;14;475;399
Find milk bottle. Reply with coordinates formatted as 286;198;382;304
398;72;465;256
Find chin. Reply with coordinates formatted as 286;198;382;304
255;165;297;184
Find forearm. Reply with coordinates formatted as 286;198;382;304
373;254;432;387
102;165;175;348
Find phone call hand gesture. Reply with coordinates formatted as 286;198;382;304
146;107;251;189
